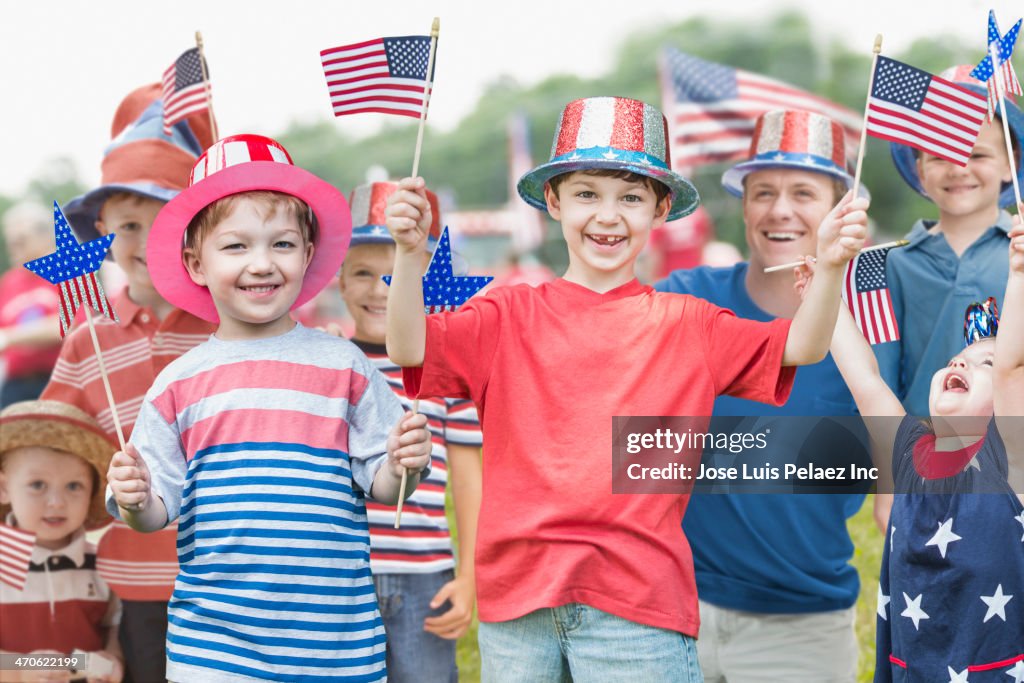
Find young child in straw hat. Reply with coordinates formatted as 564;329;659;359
0;400;124;682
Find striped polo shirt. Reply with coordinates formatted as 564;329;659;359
351;340;481;574
43;291;215;601
114;324;404;683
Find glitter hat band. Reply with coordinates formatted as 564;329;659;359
721;110;863;197
890;65;1024;208
516;97;700;221
964;296;1000;347
148;134;352;323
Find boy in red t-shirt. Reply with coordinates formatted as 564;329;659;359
384;96;869;681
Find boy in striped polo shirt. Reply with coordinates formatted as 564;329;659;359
106;134;433;683
42;82;218;683
340;181;483;682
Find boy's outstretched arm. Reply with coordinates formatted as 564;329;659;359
385;177;431;367
783;192;868;366
994;215;1024;502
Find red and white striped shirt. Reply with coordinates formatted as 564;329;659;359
352;340;482;574
42;292;215;601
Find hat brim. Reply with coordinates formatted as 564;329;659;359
722;159;867;199
516;158;700;221
148;162;351;323
349;225;398;248
64;183;181;244
890;87;1024;208
1;412;115;529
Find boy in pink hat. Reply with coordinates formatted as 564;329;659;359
341;181;483;683
385;96;869;680
106;134;433;683
41;82;218;683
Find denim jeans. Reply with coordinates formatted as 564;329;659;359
478;603;703;683
373;569;458;683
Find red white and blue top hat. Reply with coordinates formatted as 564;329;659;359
148;134;352;323
721;109;858;197
890;65;1024;208
349;181;441;247
517;97;699;221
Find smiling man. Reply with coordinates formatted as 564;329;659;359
656;109;874;683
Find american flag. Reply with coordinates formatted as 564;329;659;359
321;35;435;118
0;523;36;590
866;57;989;167
660;48;862;171
843;244;899;345
162;48;210;136
970;11;1022;122
22;202;118;337
384;226;491;313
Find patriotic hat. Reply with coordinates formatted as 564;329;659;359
148;134;351;323
721;110;859;197
963;296;999;346
349;181;441;247
517;97;699;221
64;83;215;242
890;65;1024;208
0;400;116;529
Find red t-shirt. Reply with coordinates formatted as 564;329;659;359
404;278;794;636
0;267;61;377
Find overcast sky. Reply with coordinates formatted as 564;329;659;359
0;0;1010;197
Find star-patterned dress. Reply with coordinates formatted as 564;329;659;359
876;417;1024;682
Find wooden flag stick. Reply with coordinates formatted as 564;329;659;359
83;305;127;451
410;18;440;179
195;31;220;142
852;35;883;197
397;17;440;529
763;239;909;273
990;43;1023;210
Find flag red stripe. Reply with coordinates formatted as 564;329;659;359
321;50;387;69
331;94;426;107
331;106;422;118
864;125;968;166
327;82;429;96
319;37;384;57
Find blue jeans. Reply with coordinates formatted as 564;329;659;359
373;569;458;683
478;604;703;683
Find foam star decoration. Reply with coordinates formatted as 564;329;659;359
901;592;930;630
877;584;890;620
947;666;969;683
980;584;1013;623
969;10;1023;121
384;226;492;313
925;518;962;559
22;202;118;336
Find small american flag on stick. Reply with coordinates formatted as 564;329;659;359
866;57;988;167
843;243;900;345
0;523;36;590
321;35;436;118
162;47;210;136
23;203;118;337
660;48;862;171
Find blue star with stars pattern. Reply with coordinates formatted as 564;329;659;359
23;202;114;284
970;10;1021;82
384;226;492;312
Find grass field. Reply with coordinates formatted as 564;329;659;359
451;495;886;682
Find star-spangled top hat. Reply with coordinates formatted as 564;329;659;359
516;97;700;221
63;83;215;243
721;109;861;198
148;134;352;323
349;181;441;247
890;65;1024;208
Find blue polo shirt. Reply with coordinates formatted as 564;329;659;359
874;212;1012;416
656;263;865;613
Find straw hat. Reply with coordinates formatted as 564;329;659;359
0;400;115;528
